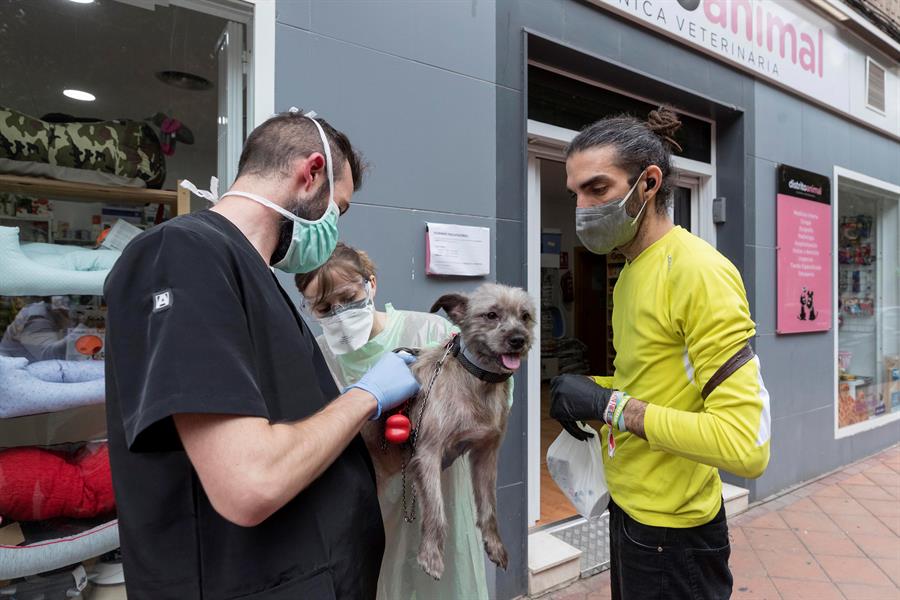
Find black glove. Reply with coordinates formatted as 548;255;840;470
549;374;614;441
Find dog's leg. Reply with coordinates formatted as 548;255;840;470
411;448;447;580
470;439;509;570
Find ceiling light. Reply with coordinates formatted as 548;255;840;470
155;70;213;91
63;89;96;102
68;0;95;4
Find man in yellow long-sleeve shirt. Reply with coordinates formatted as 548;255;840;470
550;107;770;600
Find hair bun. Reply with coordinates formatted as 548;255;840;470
647;106;683;153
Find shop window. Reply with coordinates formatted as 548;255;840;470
0;0;249;585
527;65;712;163
836;176;900;433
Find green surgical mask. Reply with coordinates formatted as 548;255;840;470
216;110;340;274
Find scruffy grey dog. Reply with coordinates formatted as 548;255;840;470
362;283;535;580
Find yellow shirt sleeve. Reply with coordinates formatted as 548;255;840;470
643;253;771;479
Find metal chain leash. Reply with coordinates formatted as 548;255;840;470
398;337;455;523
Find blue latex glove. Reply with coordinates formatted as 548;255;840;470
348;352;420;420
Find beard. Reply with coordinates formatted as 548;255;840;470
270;183;330;265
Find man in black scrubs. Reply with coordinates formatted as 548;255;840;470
103;111;419;599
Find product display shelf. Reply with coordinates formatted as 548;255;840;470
0;214;54;243
0;175;190;590
0;214;54;222
0;173;191;216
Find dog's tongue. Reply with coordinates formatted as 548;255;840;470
501;354;521;370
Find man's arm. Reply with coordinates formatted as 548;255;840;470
623;356;769;479
174;388;376;528
637;259;770;479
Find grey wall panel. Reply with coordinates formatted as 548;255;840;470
753;85;804;166
307;0;496;83
753;246;776;336
753;157;777;251
666;47;712;95
494;219;526;290
499;374;526;489
757;83;900;185
496;0;565;91
276;26;497;218
276;0;309;29
494;482;528;600
846;122;900;181
496;86;526;223
756;332;834;422
557;0;623;68
800;103;852;173
714;112;750;275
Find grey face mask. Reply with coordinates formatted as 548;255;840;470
575;171;648;255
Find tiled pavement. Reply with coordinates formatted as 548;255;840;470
539;444;900;600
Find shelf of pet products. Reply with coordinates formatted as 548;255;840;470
0;213;54;223
0;315;117;583
0;173;191;216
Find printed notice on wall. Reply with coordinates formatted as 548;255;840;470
425;222;490;277
776;165;831;334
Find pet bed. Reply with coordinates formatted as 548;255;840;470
0;518;119;580
21;242;121;272
0;106;165;188
0;356;105;419
0;227;119;296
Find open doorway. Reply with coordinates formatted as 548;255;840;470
526;66;717;530
532;153;701;526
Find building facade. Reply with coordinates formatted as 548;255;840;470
272;2;899;597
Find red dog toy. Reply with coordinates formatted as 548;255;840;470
385;413;411;444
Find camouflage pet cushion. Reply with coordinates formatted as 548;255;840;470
0;106;165;189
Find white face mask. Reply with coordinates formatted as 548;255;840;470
312;281;376;355
319;303;376;355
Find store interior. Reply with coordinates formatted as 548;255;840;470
836;176;900;430
0;0;240;595
536;158;626;525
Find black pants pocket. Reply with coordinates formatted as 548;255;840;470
686;543;732;600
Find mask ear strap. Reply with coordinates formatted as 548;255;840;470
628;170;650;224
301;110;335;208
180;176;220;204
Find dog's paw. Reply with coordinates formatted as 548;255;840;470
484;537;509;570
417;543;445;580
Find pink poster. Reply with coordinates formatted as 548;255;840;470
776;165;832;334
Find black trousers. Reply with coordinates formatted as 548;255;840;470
608;499;733;600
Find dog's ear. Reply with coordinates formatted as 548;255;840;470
430;293;468;325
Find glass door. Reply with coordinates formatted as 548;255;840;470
216;20;246;195
672;174;702;234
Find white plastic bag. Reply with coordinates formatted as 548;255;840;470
546;426;609;519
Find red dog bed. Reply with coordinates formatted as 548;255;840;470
0;443;114;522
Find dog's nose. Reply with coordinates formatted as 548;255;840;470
508;336;526;350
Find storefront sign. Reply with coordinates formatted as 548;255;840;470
776;164;832;334
590;0;851;115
